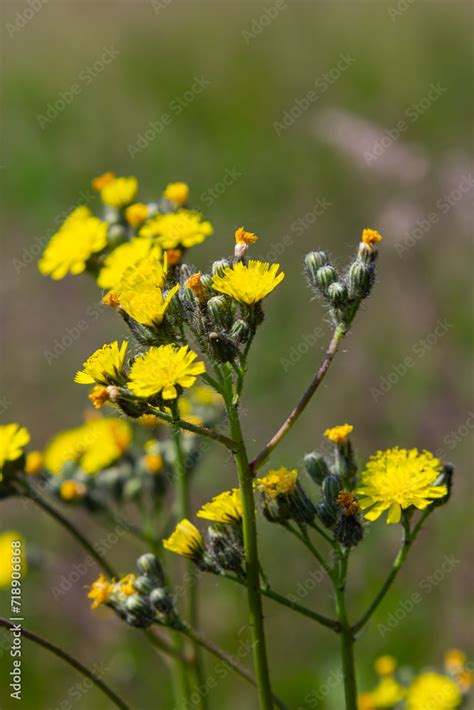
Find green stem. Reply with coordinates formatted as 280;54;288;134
334;552;357;710
222;366;274;710
285;523;337;584
0;618;130;710
170;630;191;709
147;405;238;451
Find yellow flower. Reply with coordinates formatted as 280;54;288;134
92;171;116;191
87;574;112;609
128;344;206;400
163;182;189;206
0;423;30;477
324;424;353;444
100;176;138;207
144;453;164;474
140;209;213;249
444;650;466;675
38;207;108;280
235;226;258;245
375;656;397;676
0;532;26;588
88;385;111;410
74;341;128;386
197;489;242;524
212;260;284;305
60;480;87;501
362;228;383;247
189;385;223;407
407;672;461;710
115;573;137;596
186;272;207;301
256;467;298;498
97;238;155;290
25;450;43;475
163;519;204;560
125;203;149;228
357;692;376;710
357;447;446;524
368;676;406;707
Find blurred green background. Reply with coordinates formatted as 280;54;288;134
1;1;473;708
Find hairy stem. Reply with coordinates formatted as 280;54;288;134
334;552;357;710
148;405;238;452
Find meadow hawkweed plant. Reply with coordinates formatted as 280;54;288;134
0;172;467;710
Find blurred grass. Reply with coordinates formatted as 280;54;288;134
1;1;473;708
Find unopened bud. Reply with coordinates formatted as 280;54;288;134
149;587;175;615
316;265;337;293
316;502;337;528
322;475;342;505
304;251;328;286
207;296;234;331
304;452;330;485
334;515;364;547
327;282;348;307
136;554;165;584
348;261;373;300
212;259;231;277
230;319;250;343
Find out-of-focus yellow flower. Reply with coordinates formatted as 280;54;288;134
60;480;87;501
92;171;116;191
406;672;461;710
0;423;30;478
197;489;242;524
138;414;159;428
87;574;112;609
189;385;223;407
375;656;397;676
0;532;26;588
144;453;164;474
362;228;382;248
324;424;353;444
163;519;204;560
140;209;213;249
97;238;155;290
235;226;258;246
163;182;189;206
125;203;149;227
365;676;406;707
212;260;284;305
88;385;111;410
128;344;206;400
444;650;466;675
38;207;108;280
100;176;138;207
74;341;128;386
115;573;136;596
256;467;298;498
357;692;376;710
357;448;446;524
25;450;43;475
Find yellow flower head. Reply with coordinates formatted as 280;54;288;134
366;677;406;708
0;423;30;477
92;172;116;191
324;424;353;444
38;207;108;280
337;491;359;516
197;489;242;525
375;655;397;676
163;182;189;206
235;226;258;246
256;467;298;498
87;574;112;609
0;532;26;588
186;272;207;301
362;228;383;248
60;480;87;501
444;650;466;675
163;519;204;560
139;209;213;249
356;447;446;524
75;341;128;386
212;260;284;305
25;450;43;475
100;176;138;208
407;672;461;710
88;385;111;410
115;573;137;597
128;344;206;400
97;238;155;290
144;453;164;474
125;203;149;228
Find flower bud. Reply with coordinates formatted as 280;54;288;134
107;224;127;248
207;526;244;573
358;242;377;264
304;452;330;485
124;595;155;628
304;251;328;287
133;575;155;595
212;259;231;277
327;282;348;307
208;332;239;363
230;319;250;343
334;515;364;547
316;502;337;528
316;265;337;293
348;261;373;300
431;464;454;508
136;554;165;584
207;296;234;331
149;587;175;615
322;475;342;505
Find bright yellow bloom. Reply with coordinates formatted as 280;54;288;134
444;650;466;675
144;453;164;474
235;226;258;245
375;656;397;676
25;450;43;475
256;467;298;498
97;238;155;290
88;385;111;410
92;171;116;191
128;344;206;400
407;672;461;710
0;532;26;588
163;519;204;560
212;260;284;305
140;209;213;249
125;203;149;227
324;424;353;444
87;574;111;609
197;489;242;524
44;417;131;475
163;182;189;206
60;480;87;501
0;423;30;477
364;677;406;708
357;448;446;524
362;228;383;247
38;207;108;280
120;284;179;327
115;573;136;596
74;341;128;386
100;176;138;207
